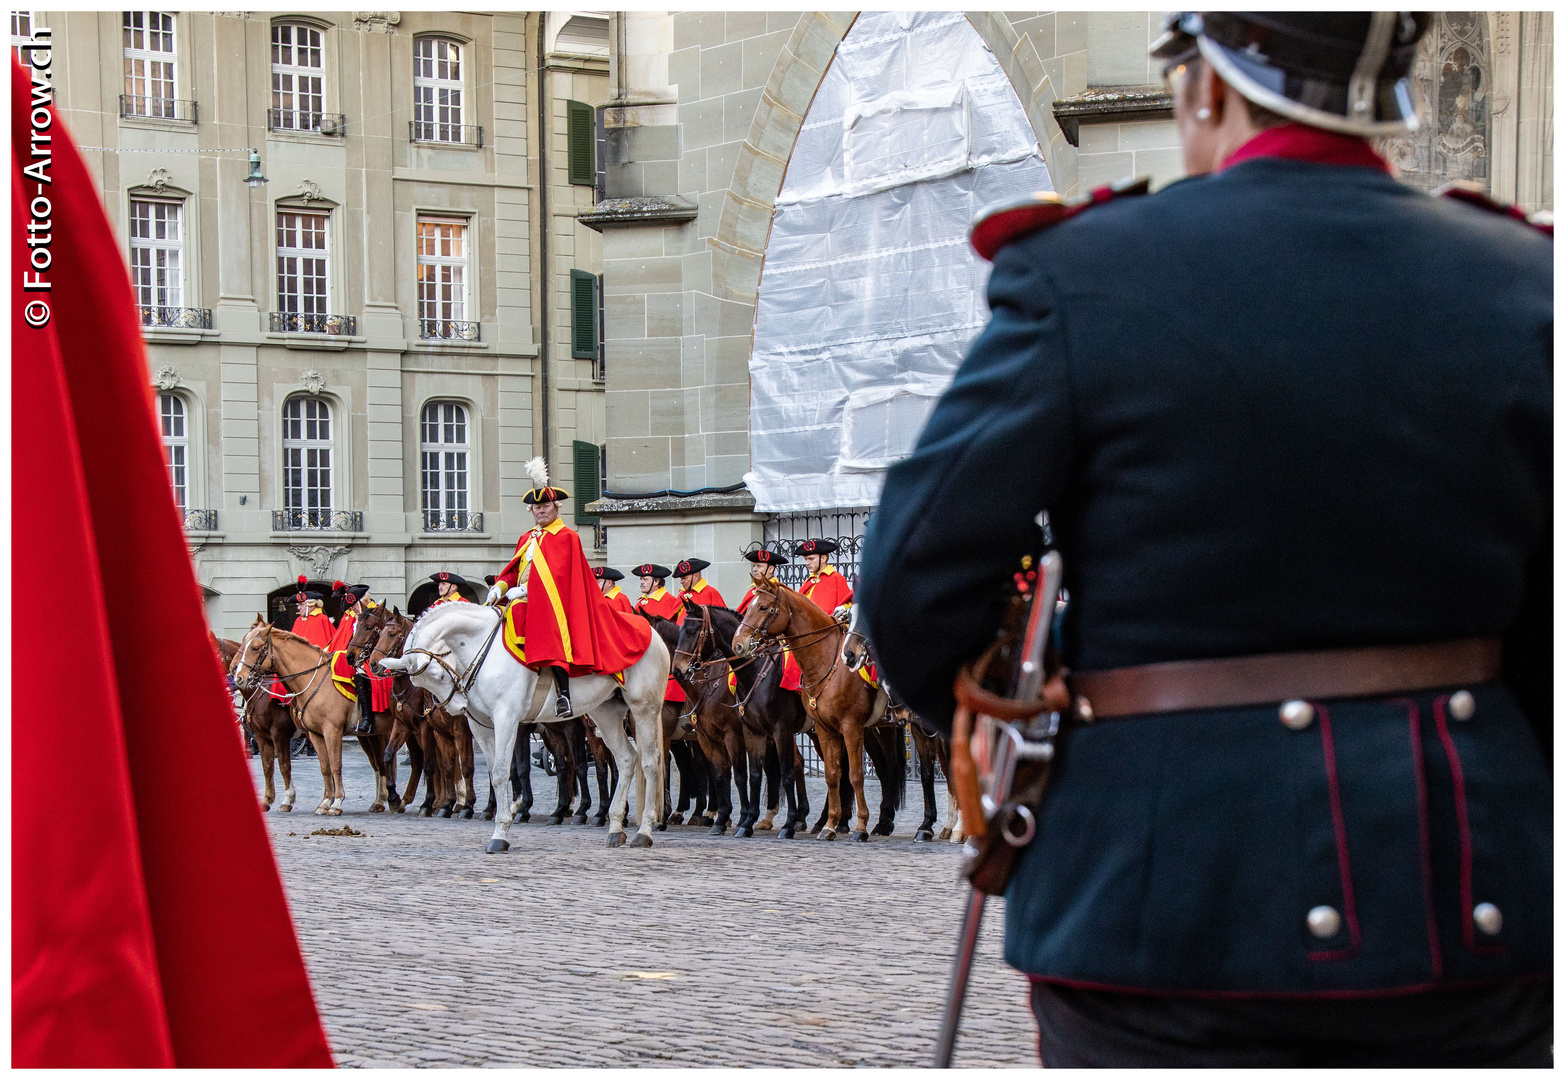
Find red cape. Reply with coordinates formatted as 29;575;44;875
11;61;331;1067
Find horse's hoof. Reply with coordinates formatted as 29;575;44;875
851;829;869;843
419;807;433;818
736;825;754;838
628;832;654;849
607;831;627;848
819;827;837;841
391;803;406;815
481;809;496;821
546;814;565;826
809;823;824;836
278;805;292;812
655;822;668;832
872;821;894;836
709;822;727;836
260;803;271;812
369;805;385;814
572;813;588;825
515;812;530;824
462;808;474;820
485;839;510;854
779;827;796;840
592;816;608;828
437;808;452;819
328;808;343;817
667;813;685;826
915;829;934;843
938;827;953;841
756;820;774;831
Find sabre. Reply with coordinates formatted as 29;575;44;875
934;551;1063;1068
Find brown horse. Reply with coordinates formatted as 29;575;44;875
231;616;299;810
733;578;892;841
234;624;390;814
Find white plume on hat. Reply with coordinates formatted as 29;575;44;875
524;456;550;489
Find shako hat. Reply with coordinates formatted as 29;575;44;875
593;566;625;582
1151;12;1430;136
632;563;672;580
521;456;570;505
429;571;470;587
745;548;790;566
674;558;710;577
794;538;838;557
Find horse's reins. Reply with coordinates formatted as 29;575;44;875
675;605;776;719
403;606;506;711
742;587;846;707
241;629;335;719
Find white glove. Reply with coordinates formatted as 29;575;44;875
486;582;506;605
832;603;853;625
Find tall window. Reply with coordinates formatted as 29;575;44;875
416;217;469;338
282;396;332;527
271;23;323;130
276;210;329;315
12;11;34;68
160;392;187;509
413;37;462;142
128;198;183;313
123;11;177;118
421;402;470;530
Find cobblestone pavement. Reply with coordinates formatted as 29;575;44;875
252;738;1039;1068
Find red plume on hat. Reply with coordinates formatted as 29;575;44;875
297;575;307;585
332;580;344;592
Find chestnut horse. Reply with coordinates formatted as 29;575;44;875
234;624;391;814
231;617;299;811
733;578;895;841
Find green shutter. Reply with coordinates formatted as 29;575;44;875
573;440;601;525
570;269;597;359
567;99;595;185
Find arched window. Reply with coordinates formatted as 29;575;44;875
421;401;470;530
160;392;187;509
282;396;332;528
271;23;324;131
412;37;463;143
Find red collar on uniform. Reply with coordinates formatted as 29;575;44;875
1220;123;1390;174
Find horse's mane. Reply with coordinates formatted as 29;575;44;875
266;625;325;652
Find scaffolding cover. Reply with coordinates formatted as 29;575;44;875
745;10;1053;513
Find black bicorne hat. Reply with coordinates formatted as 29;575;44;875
1151;11;1430;136
794;538;838;557
744;548;790;566
674;558;710;577
593;566;625;582
632;563;672;579
484;575;497;587
344;583;371;603
522;486;570;505
429;571;470;587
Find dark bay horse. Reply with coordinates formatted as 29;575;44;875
231;618;299;810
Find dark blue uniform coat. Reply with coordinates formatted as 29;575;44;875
857;153;1552;995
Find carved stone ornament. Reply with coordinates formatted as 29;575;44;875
300;369;327;395
352;11;400;33
153;366;181;390
289;545;349;578
297;178;324;203
146;168;174;194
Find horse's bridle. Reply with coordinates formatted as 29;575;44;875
238;626;333;717
402;607;505;711
674;604;771;719
739;585;846;709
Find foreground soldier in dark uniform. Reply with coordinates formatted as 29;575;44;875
858;11;1551;1067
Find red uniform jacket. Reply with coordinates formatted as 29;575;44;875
799;564;854;614
289;612;334;650
636;587;687;701
603;585;637;615
497;518;650;676
429;591;470;610
326;611;356;654
678;578;726;609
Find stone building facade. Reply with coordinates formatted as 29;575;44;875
40;9;611;636
585;11;1553;603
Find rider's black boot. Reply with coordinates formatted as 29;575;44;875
354;673;375;735
552;666;572;717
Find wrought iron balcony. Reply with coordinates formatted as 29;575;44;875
120;94;198;122
269;311;357;336
273;509;364;532
408;120;483;148
183;508;218;530
267;109;347;135
419;318;480;342
139;305;212;329
422;509;483;533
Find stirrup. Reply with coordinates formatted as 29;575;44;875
555;693;573;718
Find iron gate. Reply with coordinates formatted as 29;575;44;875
753;508;874;589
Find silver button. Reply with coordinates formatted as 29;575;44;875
1074;696;1095;724
1280;700;1315;730
1448;690;1476;722
1473;903;1502;936
1306;905;1342;939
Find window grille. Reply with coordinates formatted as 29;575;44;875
412;37;463;143
12;10;33;68
129;198;182;309
416;217;469;338
123;11;177;118
420;401;471;531
160;392;187;509
282;396;332;527
276;210;329;316
271;23;324;130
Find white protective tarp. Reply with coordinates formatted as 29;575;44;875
744;10;1053;513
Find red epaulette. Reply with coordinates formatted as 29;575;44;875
969;176;1151;261
1436;181;1553;238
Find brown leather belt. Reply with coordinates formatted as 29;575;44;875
1069;637;1502;720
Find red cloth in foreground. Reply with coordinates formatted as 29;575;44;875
11;61;331;1067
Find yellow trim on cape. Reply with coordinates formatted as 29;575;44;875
520;518;573;662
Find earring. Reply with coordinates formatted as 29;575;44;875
1196;107;1212;120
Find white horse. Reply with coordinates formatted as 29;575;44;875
378;602;669;851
